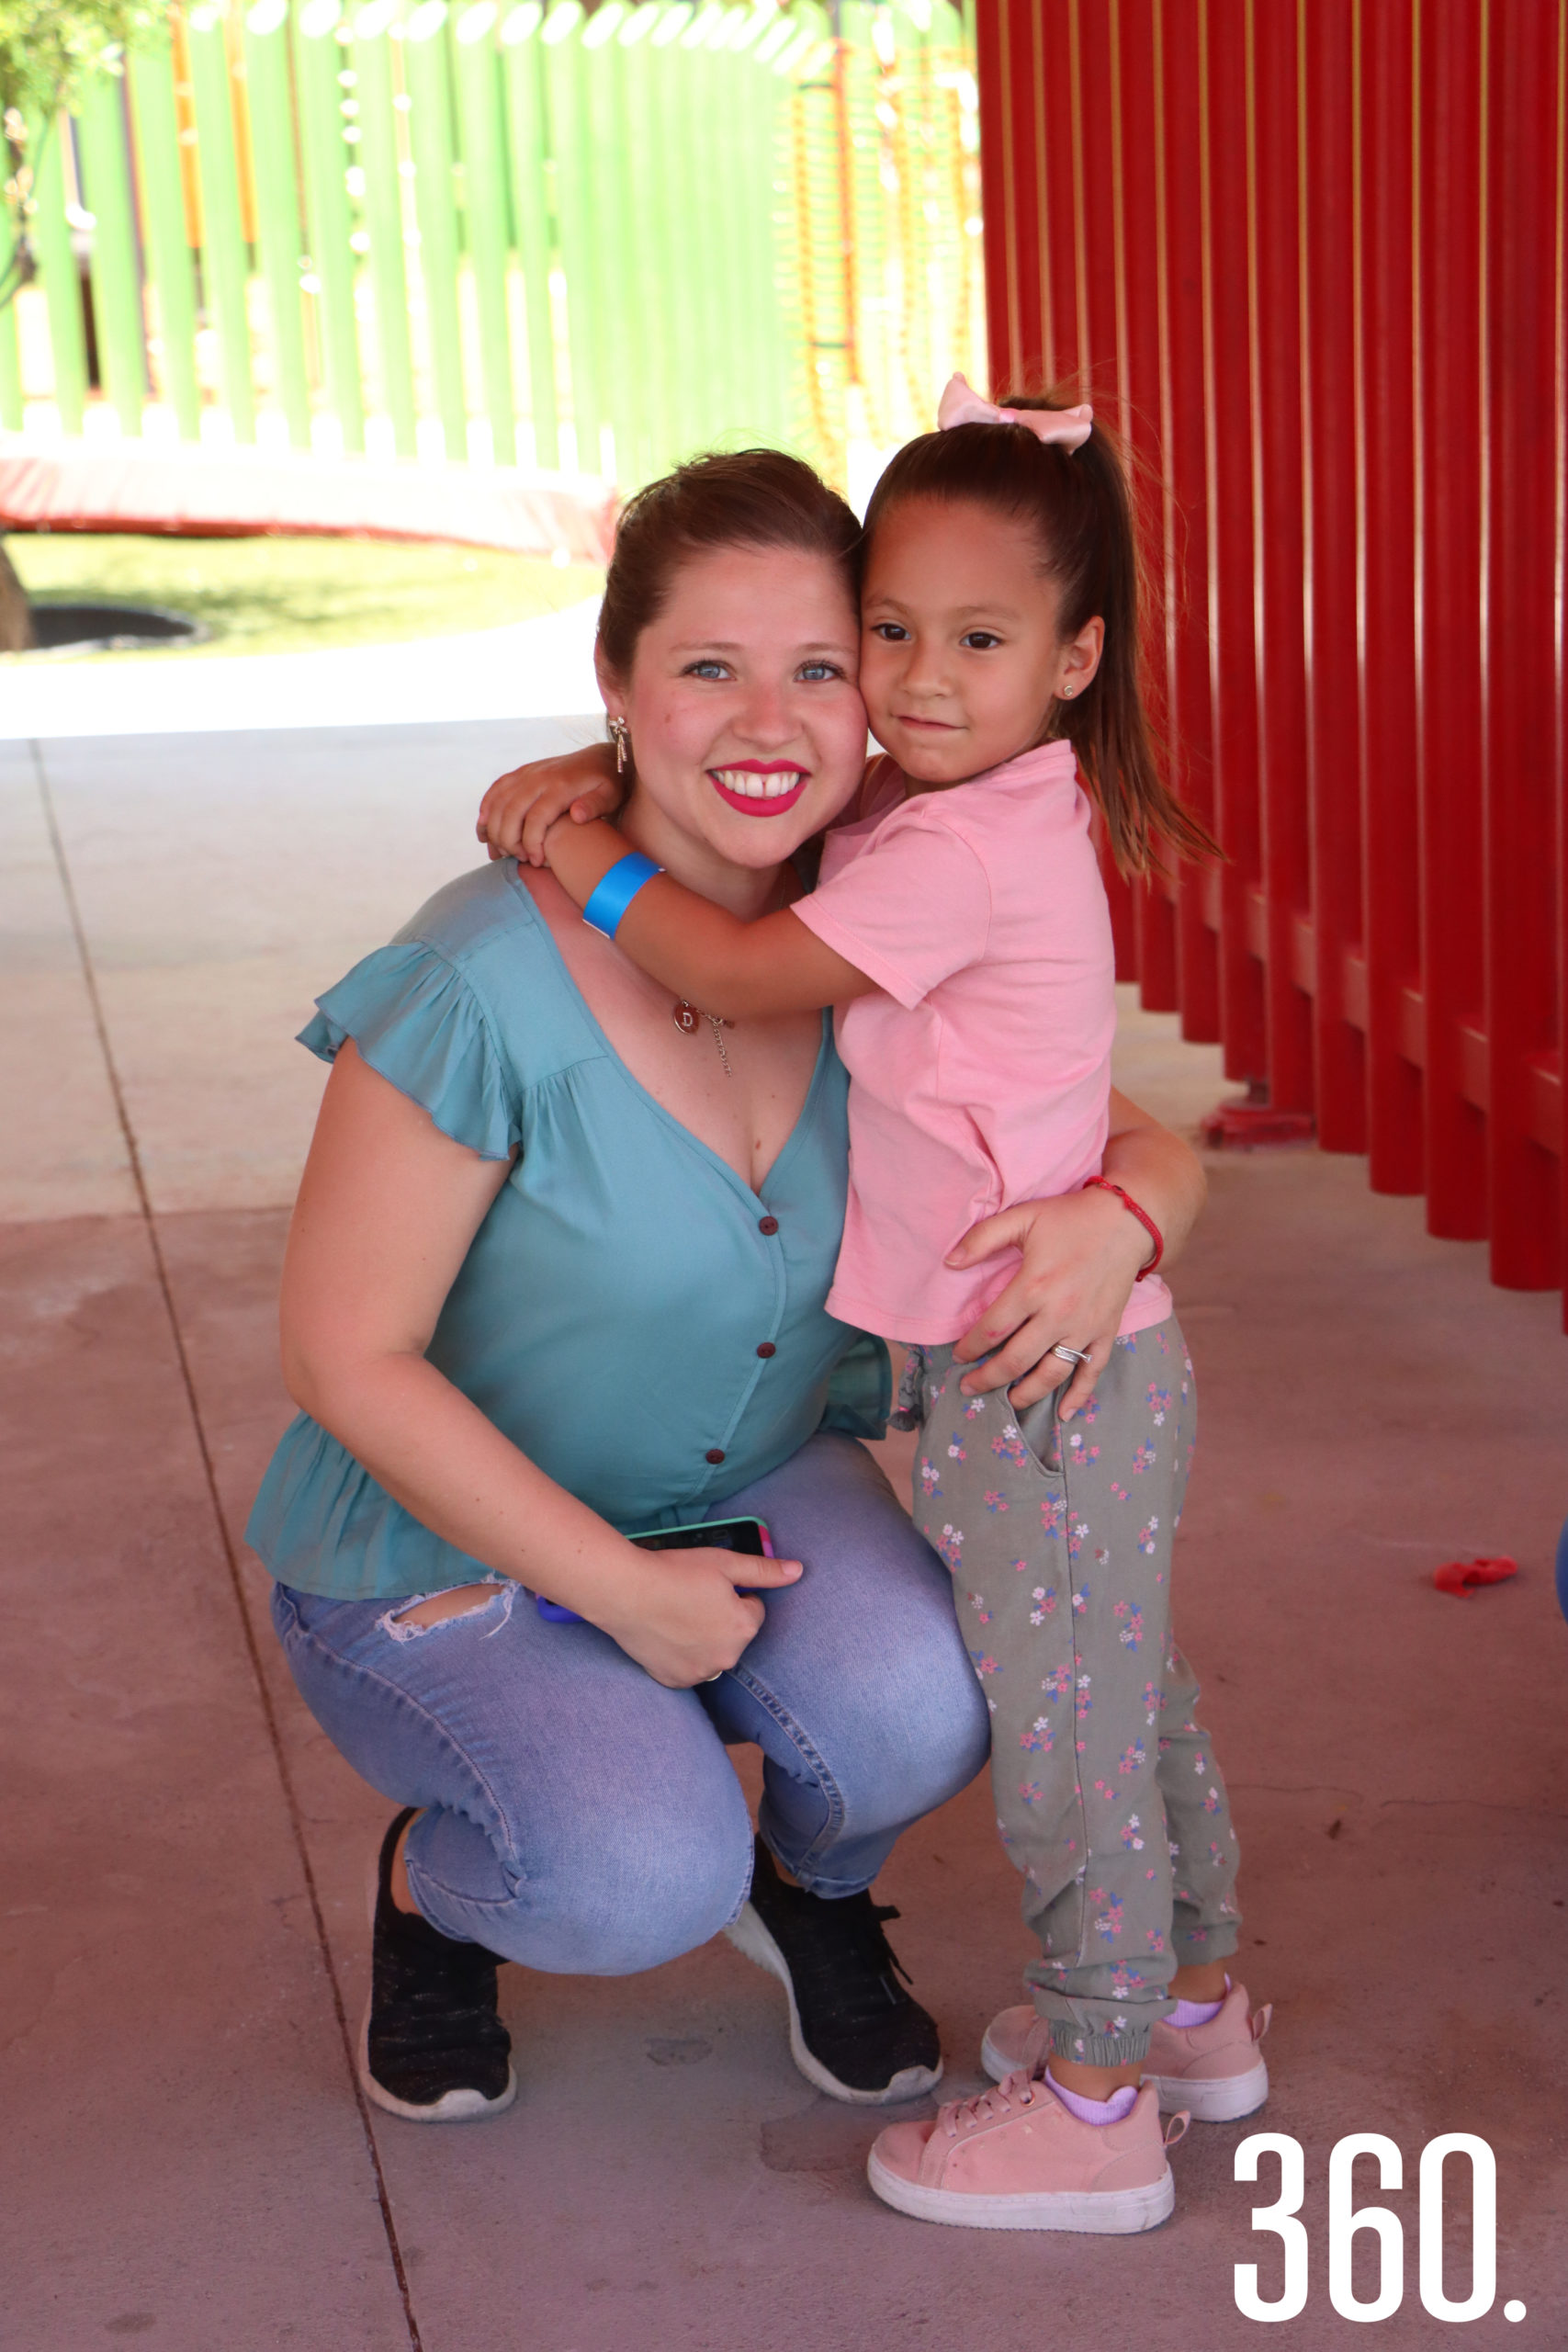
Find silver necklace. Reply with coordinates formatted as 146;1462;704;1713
673;1000;734;1077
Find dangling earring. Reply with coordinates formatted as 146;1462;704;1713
608;716;630;774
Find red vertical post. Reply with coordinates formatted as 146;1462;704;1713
1201;0;1266;1082
1247;0;1313;1111
1156;0;1222;1043
976;0;1027;388
1116;0;1181;1010
1482;0;1562;1288
1300;0;1366;1151
1557;5;1568;1329
1355;0;1423;1193
1415;0;1486;1234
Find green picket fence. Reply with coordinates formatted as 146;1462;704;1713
0;0;982;491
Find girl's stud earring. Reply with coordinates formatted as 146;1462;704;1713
608;716;630;774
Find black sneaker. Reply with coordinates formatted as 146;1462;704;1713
725;1837;942;2104
360;1808;516;2123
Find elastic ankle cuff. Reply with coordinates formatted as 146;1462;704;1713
1047;2020;1152;2068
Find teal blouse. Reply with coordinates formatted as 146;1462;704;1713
245;861;888;1601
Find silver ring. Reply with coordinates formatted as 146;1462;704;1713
1052;1344;1091;1367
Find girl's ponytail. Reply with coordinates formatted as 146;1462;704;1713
863;390;1219;878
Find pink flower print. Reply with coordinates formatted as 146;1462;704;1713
1020;1716;1054;1754
1043;1666;1073;1702
1019;1780;1045;1806
918;1458;942;1496
1080;1392;1101;1426
1189;1927;1209;1945
1110;1963;1147;1995
1115;1604;1145;1652
1071;1588;1088;1613
1068;1518;1089;1562
1119;1739;1146;1775
1157;1736;1172;1756
1136;1516;1160;1556
1089;1889;1123;1943
1209;1843;1226;1869
1040;1494;1066;1539
966;1590;991;1623
1156;1330;1169;1356
1092;1778;1118;1803
1193;1754;1208;1775
1075;1674;1093;1719
969;1649;1000;1677
1066;1431;1100;1470
1202;1784;1223;1815
935;1523;964;1571
1132;1442;1156;1476
964;1396;987;1419
1075;1738;1087;1754
1111;1481;1130;1501
946;1440;967;1461
1114;1333;1136;1351
1146;1383;1172;1426
1119;1814;1145;1852
1029;1584;1057;1625
990;1429;1029;1468
1013;1558;1030;1573
983;1489;1009;1513
1145;1929;1167;1954
1142;1680;1160;1717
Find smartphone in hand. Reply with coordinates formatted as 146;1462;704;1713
535;1515;774;1624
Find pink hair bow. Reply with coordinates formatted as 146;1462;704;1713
937;373;1093;450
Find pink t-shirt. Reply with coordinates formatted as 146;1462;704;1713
793;739;1174;1344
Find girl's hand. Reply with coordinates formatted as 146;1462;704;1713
477;741;623;866
594;1546;803;1689
946;1187;1151;1417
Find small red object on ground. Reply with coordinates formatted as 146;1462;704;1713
1431;1556;1518;1597
1200;1098;1317;1149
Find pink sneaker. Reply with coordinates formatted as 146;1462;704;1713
980;1983;1271;2123
867;2074;1185;2233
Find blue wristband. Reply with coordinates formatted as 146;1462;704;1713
581;851;664;939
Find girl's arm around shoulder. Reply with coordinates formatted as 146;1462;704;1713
541;814;877;1018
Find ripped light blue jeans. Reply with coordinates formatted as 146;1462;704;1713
270;1432;990;1974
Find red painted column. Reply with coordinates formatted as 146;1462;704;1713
1247;0;1312;1111
1415;0;1486;1236
1201;0;1265;1082
1155;0;1222;1042
1482;0;1562;1288
1116;0;1180;1010
1355;0;1422;1193
1300;0;1366;1152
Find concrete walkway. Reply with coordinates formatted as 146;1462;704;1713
5;719;1567;2350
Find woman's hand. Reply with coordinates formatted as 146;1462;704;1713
594;1546;803;1689
947;1089;1208;1416
946;1187;1152;1414
477;741;623;865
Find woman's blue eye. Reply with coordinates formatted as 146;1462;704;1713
686;661;730;680
798;661;842;682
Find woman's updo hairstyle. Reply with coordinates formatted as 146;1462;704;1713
862;390;1218;876
596;447;862;679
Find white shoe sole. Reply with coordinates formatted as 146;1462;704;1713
981;2032;1269;2124
725;1901;943;2108
358;1844;518;2125
866;2148;1175;2233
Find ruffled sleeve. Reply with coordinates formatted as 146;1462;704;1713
301;942;521;1161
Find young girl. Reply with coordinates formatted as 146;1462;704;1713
487;379;1270;2233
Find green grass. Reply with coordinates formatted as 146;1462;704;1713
6;532;604;661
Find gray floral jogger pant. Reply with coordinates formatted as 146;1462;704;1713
898;1317;1242;2067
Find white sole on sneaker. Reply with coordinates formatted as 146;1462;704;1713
724;1902;943;2107
866;2149;1176;2233
1142;2055;1269;2122
358;1848;517;2125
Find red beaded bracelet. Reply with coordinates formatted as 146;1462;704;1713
1084;1177;1164;1278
